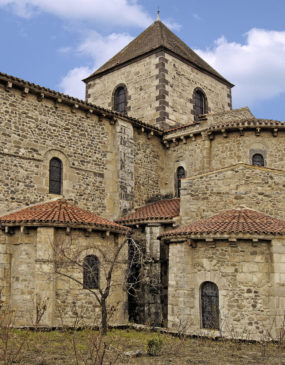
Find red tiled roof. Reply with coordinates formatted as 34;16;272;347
116;198;180;224
160;208;285;239
0;200;130;233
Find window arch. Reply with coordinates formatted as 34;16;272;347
193;88;207;121
113;85;127;113
252;153;264;167
201;281;219;329
49;157;62;194
83;255;100;289
176;166;186;198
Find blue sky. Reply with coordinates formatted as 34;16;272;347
0;0;284;121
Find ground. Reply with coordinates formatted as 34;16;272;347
1;328;285;364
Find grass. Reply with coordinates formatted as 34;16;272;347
0;328;284;364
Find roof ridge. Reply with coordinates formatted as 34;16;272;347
85;21;232;86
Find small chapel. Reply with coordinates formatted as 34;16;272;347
0;18;285;341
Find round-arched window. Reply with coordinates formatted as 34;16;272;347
114;86;127;113
252;153;264;167
201;281;219;330
176;166;186;198
194;89;207;120
49;157;62;194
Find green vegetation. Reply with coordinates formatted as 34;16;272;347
0;328;284;364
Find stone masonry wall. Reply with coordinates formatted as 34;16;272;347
86;53;160;126
0;85;113;216
166;129;285;198
86;51;232;129
168;239;274;340
164;53;232;126
0;227;128;327
180;164;285;224
55;229;128;327
133;130;166;207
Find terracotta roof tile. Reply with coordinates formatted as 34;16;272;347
0;200;130;233
116;198;180;224
160;208;285;238
209;118;285;131
85;21;232;86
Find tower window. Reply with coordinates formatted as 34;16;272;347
83;255;100;289
194;89;207;121
49;158;62;194
252;153;264;167
176;166;186;198
114;86;127;113
201;281;219;330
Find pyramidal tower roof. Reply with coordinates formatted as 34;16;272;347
85;20;232;86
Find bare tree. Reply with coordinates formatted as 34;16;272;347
52;231;143;335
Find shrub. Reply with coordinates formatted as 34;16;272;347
147;336;163;356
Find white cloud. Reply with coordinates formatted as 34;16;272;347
195;28;285;107
0;0;152;27
77;31;133;69
59;32;133;99
163;19;182;32
59;66;91;100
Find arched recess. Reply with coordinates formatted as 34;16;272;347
192;87;208;121
112;84;128;114
249;148;267;167
200;281;219;329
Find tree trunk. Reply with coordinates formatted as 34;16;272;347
101;298;108;336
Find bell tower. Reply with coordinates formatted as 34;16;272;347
84;20;233;130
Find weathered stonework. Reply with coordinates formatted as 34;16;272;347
167;238;285;341
0;226;128;327
180;164;285;224
0;18;285;341
86;50;232;130
86;54;160;126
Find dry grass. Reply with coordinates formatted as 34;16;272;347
0;328;284;364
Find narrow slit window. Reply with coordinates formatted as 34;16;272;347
49;158;62;194
194;89;207;120
176;166;186;198
201;281;219;330
83;255;100;289
114;86;127;113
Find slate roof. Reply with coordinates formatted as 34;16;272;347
85;21;232;86
160;208;285;239
116;198;180;225
0;200;129;233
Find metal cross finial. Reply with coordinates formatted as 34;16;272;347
156;7;160;21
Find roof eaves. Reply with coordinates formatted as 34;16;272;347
116;217;176;226
160;232;277;242
0;72;163;137
0;221;131;234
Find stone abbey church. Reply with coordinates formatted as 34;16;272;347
0;19;285;341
